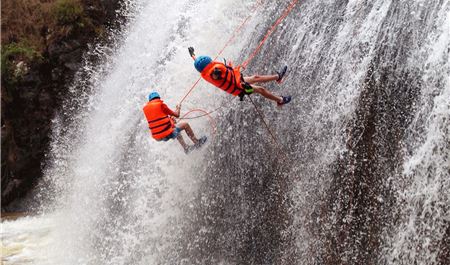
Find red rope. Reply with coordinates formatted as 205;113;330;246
179;108;218;140
248;96;289;159
242;0;300;68
177;0;300;144
213;0;264;61
179;77;202;105
179;0;264;105
178;97;233;120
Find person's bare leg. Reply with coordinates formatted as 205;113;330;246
177;122;199;144
243;74;278;84
176;134;189;152
252;86;283;103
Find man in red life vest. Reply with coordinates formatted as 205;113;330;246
143;92;207;154
188;47;291;106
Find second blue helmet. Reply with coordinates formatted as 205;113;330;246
194;56;212;72
148;91;160;101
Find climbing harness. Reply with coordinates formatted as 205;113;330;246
177;0;300;150
242;82;254;95
201;62;244;97
179;0;299;105
179;0;265;104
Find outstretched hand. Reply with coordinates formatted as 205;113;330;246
188;47;195;58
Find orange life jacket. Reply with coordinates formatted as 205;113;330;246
143;99;175;140
201;61;243;96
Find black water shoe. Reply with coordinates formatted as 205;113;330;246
276;66;288;83
277;96;292;106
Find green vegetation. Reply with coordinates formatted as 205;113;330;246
1;0;98;83
52;0;84;26
1;42;42;82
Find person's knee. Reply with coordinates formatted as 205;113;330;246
177;122;188;130
253;86;265;94
244;75;258;83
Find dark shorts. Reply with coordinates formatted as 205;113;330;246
240;76;254;95
157;127;181;142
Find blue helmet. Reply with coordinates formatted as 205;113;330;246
194;56;212;72
148;91;160;101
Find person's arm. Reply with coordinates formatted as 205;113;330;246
188;47;196;60
162;103;181;118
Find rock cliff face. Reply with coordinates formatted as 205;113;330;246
1;0;124;210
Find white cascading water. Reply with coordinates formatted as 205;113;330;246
381;5;450;264
1;0;449;264
3;0;261;264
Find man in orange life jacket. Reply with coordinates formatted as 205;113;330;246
143;92;207;154
188;47;291;106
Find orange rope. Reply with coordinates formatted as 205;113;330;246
179;108;218;140
178;96;234;120
179;77;202;105
177;0;300;145
179;0;264;105
248;96;289;159
213;0;264;61
242;0;300;68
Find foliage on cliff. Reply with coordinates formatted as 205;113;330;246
1;0;122;210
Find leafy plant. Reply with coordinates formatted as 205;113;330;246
1;42;42;82
52;0;84;26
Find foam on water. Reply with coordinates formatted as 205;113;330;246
2;1;260;264
2;0;449;264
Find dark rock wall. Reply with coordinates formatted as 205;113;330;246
1;0;123;210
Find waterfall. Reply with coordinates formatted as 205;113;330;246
2;0;448;264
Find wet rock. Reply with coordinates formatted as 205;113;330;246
13;61;29;78
1;0;126;210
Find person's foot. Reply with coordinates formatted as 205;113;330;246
277;96;291;106
194;136;208;148
276;66;288;83
184;145;194;154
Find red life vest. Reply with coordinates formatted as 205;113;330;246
142;99;175;140
201;61;243;96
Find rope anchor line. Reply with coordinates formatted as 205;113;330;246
179;0;300;105
248;96;289;159
177;0;300;152
179;0;265;105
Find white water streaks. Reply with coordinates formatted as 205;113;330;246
1;216;54;264
381;2;450;264
3;0;450;264
2;0;262;264
279;0;396;259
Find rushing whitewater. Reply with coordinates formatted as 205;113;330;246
2;0;449;264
